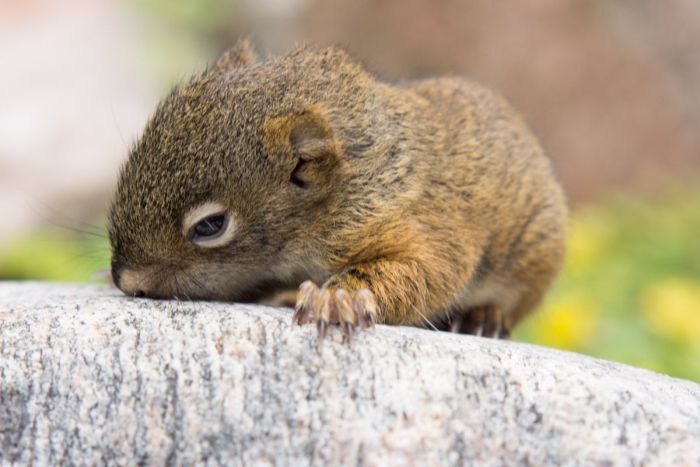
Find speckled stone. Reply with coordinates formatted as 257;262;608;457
1;282;699;466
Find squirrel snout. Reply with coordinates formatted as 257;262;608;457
111;262;147;298
110;262;122;289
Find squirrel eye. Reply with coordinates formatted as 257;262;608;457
183;202;236;248
192;214;227;240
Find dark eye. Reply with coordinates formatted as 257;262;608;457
192;214;227;239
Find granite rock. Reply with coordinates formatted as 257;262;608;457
1;283;699;466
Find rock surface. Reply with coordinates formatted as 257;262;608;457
1;282;699;466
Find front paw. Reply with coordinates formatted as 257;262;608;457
292;280;376;341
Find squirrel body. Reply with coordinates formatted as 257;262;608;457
109;41;567;337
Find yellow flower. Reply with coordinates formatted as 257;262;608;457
529;293;599;350
642;278;700;344
565;217;608;275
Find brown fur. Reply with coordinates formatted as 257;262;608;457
108;40;567;333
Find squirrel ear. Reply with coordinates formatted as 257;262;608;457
263;106;339;187
214;38;258;71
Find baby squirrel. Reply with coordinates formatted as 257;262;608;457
108;40;567;339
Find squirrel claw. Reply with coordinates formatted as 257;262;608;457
292;281;319;325
293;280;376;341
353;289;376;329
317;319;328;339
342;322;355;343
450;305;510;339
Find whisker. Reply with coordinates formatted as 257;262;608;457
187;274;208;297
70;250;111;264
178;274;196;301
28;199;108;238
131;263;169;297
109;99;129;151
412;304;439;332
46;221;107;239
173;276;183;302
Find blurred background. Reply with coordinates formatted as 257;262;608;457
1;0;699;381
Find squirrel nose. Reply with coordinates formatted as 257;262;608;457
111;262;122;288
111;262;147;298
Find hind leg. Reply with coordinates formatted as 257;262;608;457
448;305;511;339
258;289;298;307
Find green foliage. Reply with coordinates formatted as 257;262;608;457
0;231;110;282
126;0;235;88
130;0;235;34
515;185;700;382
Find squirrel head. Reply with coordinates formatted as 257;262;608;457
108;40;398;300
